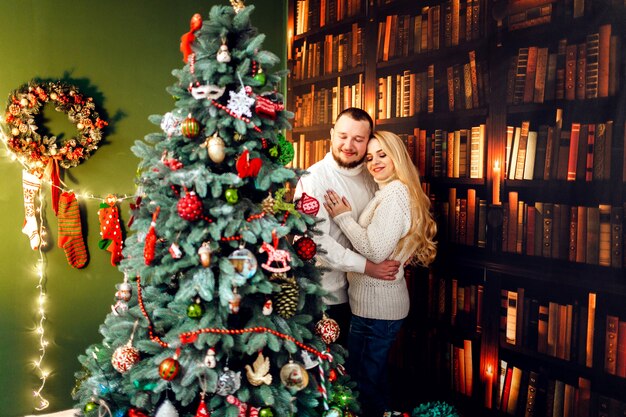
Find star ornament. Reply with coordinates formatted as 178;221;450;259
227;87;255;118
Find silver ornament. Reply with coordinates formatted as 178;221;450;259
155;399;179;417
215;367;241;396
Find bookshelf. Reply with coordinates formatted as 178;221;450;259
287;0;626;415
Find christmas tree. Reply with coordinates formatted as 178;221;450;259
72;2;359;417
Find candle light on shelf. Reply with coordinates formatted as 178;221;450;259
485;364;494;408
492;160;501;205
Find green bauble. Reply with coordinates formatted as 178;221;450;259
259;407;274;417
225;188;239;204
253;71;267;86
84;401;98;413
187;302;203;318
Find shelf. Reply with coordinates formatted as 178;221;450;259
291;124;332;139
293;16;364;42
506;97;618;121
290;66;364;89
503;179;619;205
376;107;489;131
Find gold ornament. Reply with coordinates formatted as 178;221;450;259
203;133;225;163
198;242;212;267
230;0;245;13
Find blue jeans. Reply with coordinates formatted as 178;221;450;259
347;315;404;417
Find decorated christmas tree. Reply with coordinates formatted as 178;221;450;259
72;2;359;417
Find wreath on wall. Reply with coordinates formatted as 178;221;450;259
4;80;108;170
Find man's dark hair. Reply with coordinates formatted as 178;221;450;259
335;107;374;135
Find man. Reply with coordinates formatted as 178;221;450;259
294;108;400;344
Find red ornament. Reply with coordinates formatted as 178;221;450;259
255;95;279;119
236;149;262;178
293;236;316;261
128;408;151;417
177;190;203;221
111;344;140;373
196;397;211;417
144;207;160;266
181;115;201;138
315;315;341;344
295;192;320;216
159;357;180;380
328;368;337;382
180;13;202;63
98;194;124;266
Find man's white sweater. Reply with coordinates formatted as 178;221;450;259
294;152;377;305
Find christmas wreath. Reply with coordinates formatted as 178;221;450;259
3;80;107;170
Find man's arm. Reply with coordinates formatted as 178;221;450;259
365;259;401;281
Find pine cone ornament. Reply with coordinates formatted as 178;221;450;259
261;194;276;215
177;190;203;221
274;275;299;319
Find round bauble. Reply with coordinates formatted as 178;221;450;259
159;357;180;381
224;188;239;204
207;134;225;163
111;344;140;373
228;248;258;279
295;192;320;216
294;236;317;261
253;70;267;86
279;360;309;391
187;301;203;319
181;115;200;138
84;401;98;413
259;407;274;417
315;316;341;344
323;407;344;417
177;191;203;221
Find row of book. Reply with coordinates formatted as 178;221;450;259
446;50;488;111
436;187;487;247
506;24;620;104
290;136;330;169
501;289;597;366
403;125;487;179
294;0;363;35
375;0;483;62
292;77;363;128
291;23;363;81
505;118;616;182
506;0;553;32
426;274;485;332
503;194;624;268
605;314;626;378
451;339;475;397
377;68;434;119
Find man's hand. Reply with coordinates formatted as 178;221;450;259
365;259;400;280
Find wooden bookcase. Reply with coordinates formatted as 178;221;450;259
287;0;626;415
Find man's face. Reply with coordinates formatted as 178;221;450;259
330;115;370;168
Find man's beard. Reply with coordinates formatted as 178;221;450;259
332;149;365;169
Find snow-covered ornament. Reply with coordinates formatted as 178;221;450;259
155;399;179;417
161;112;183;137
216;41;231;63
190;84;225;100
216;367;241;396
227;87;254;118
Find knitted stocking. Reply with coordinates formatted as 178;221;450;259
98;197;123;265
22;170;42;250
58;192;88;268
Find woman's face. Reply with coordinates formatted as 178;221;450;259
366;138;395;182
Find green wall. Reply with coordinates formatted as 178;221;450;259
0;1;286;415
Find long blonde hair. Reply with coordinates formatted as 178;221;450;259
373;131;437;267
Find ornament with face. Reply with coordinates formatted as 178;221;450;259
330;114;371;169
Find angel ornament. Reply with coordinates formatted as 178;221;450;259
245;352;272;386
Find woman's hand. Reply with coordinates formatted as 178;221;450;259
323;189;352;218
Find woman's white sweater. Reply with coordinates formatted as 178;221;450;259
333;179;412;320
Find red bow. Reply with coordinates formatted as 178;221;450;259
180;13;202;63
236;149;262;178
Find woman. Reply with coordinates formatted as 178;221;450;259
323;130;437;417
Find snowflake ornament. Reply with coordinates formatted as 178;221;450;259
227;87;255;118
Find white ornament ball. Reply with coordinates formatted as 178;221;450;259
155;399;179;417
207;135;226;163
111;344;140;373
20;98;29;106
216;44;231;63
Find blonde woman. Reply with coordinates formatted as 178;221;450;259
324;130;437;417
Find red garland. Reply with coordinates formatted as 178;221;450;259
134;276;330;360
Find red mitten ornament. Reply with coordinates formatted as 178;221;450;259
180;13;202;63
98;194;124;266
295;192;320;216
236;149;262;178
177;190;203;221
144;207;160;266
294;236;316;261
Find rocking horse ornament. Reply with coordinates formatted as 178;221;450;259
259;230;291;273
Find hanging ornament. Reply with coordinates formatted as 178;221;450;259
228;247;258;279
293;236;317;261
273;274;299;319
226;395;259;417
177;189;203;221
112;275;133;316
258;408;274;417
180;13;202;63
111;342;140;374
161;112;183;137
253;65;266;86
187;297;204;319
159;349;181;381
169;242;183;259
190;84;225;100
162;153;184;171
279;360;309;391
201;133;226;163
322;407;344;417
262;299;273;316
98;194;124;265
181;114;201;138
259;230;292;273
276;133;295;165
227;87;255;118
84;401;98;413
216;40;231;63
236;149;262;178
229;288;242;314
245;352;272;386
195;394;210;417
295;192;320;216
261;193;276;215
144;206;160;266
128;408;151;417
315;314;341;344
203;347;217;368
328;368;338;382
300;350;319;370
198;242;212;267
155;399;179;417
216;367;241;396
224;188;239;204
255;94;283;120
